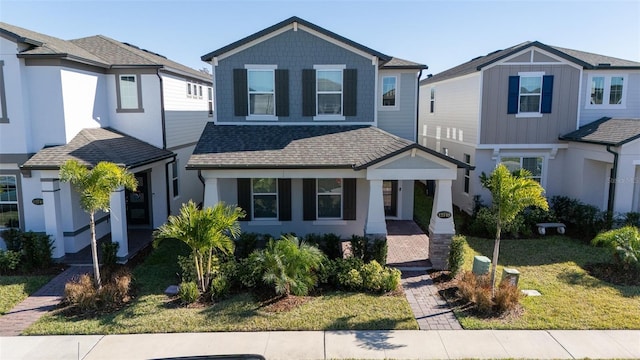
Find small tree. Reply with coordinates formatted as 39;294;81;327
154;201;244;293
480;164;548;295
60;160;137;289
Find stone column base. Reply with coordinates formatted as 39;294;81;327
428;231;453;270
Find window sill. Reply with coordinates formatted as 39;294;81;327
585;104;626;110
515;113;543;118
116;108;145;113
312;220;347;226
246;115;278;121
248;220;282;226
313;115;345;121
378;106;399;112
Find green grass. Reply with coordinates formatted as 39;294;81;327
24;238;418;335
0;275;53;315
457;236;640;329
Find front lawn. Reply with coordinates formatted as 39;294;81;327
455;236;640;329
24;238;417;335
0;275;53;315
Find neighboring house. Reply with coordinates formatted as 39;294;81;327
0;22;212;260
189;16;470;269
419;41;640;215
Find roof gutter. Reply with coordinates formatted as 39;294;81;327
605;145;619;216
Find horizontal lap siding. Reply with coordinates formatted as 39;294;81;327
215;29;375;123
378;72;420;141
162;74;210;148
579;71;640;127
480;64;580;144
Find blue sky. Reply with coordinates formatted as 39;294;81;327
1;0;639;75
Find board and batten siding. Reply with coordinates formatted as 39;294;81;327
162;74;211;149
578;70;640;127
377;71;420;141
214;28;375;123
480;64;580;144
418;73;481;149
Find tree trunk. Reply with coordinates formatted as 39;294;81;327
90;212;102;289
490;222;501;297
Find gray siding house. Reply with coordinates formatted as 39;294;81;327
419;41;640;215
189;17;470;269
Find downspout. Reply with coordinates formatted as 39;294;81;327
606;145;619;217
415;69;423;143
157;70;171;217
198;170;206;208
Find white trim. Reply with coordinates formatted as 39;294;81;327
244;64;278;70
313;115;346;121
576;68;583;130
483;46;583;71
312;220;347;226
373;57;379;126
217;120;368;126
248;220;282;226
200;169;365;179
246;115;278;121
313;64;346;70
518;71;545;77
379;75;399;111
516;113;543;118
477;71;484;145
477;143;568;150
584;73;628;109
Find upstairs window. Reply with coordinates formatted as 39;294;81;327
198;85;203;99
381;76;397;108
507;73;553;117
117;74;143;112
317;70;343;115
430;87;435;113
587;74;626;108
207;87;213;116
248;69;275;116
233;66;288;119
187;83;193;98
303;66;356;120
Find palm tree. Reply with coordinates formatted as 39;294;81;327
60;160;137;289
154;200;244;292
256;235;325;297
480;164;548;295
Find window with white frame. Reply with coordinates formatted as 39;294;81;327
317;178;342;218
588;74;626;107
317;69;343;115
248;69;275;116
0;175;19;228
118;74;141;111
430;87;435;113
187;83;192;98
381;76;397;107
519;75;543;113
463;154;471;194
500;156;543;183
198;85;203;99
207;87;213;116
171;161;179;198
252;178;278;219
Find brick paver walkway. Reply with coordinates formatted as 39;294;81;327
0;266;90;336
386;220;462;330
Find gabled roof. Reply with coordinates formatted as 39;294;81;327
187;124;468;170
559;117;640;147
21;128;174;170
421;41;640;85
201;16;425;70
0;22;210;82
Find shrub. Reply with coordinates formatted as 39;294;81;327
20;231;54;271
100;268;132;308
235;232;260;259
64;274;98;311
468;207;529;239
330;257;364;288
370;238;388;265
621;212;640;228
237;254;264;289
381;267;401;292
592;226;640;270
101;241;119;269
457;271;520;316
360;260;385;291
304;233;342;260
0;250;21;274
551;196;608;240
177;254;197;283
178;281;200;304
335;258;400;293
210;275;230;301
448;235;466;276
339;269;363;290
350;235;367;260
494;279;522;314
349;235;388;264
0;228;22;251
457;271;479;303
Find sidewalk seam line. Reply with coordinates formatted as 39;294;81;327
323;330;327;360
546;330;576;359
436;330;451;359
81;335;106;360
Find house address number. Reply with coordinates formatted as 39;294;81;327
32;198;44;205
436;211;452;219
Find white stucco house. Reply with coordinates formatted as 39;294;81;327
0;22;212;261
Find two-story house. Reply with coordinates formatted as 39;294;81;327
189;17;471;269
419;41;640;215
0;22;212;261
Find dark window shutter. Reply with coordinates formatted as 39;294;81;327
275;69;289;117
507;75;519;114
342;178;356;220
237;178;251;221
541;75;554;114
302;69;316;116
343;69;357;116
233;69;248;116
302;178;316;220
278;178;292;221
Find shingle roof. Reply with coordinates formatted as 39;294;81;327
188;124;468;170
0;22;210;82
70;35;211;81
22;128;174;170
560;117;640;146
202;16;421;69
382;57;428;70
421;41;640;85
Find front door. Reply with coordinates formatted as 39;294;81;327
383;180;398;217
126;172;150;226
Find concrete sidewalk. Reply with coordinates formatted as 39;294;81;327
2;330;639;359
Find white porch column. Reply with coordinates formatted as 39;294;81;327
41;178;65;259
365;179;387;237
110;186;128;260
428;179;455;270
203;177;220;207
